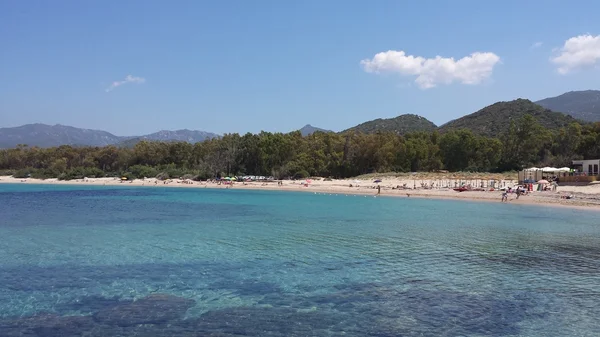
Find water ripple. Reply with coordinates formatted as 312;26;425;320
1;185;599;336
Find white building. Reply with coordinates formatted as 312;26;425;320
572;159;600;176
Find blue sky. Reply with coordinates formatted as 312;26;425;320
1;0;600;136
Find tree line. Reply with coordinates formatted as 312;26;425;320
1;114;599;180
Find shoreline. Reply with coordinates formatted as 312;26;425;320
2;176;600;211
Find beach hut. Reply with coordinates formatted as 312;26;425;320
519;168;542;183
572;159;600;175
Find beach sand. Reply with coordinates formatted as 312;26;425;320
1;175;599;210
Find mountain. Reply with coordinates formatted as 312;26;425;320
298;124;332;136
0;124;122;148
535;90;600;122
0;124;219;148
438;99;578;137
342;114;437;135
139;129;218;143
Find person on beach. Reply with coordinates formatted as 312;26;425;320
501;190;508;202
377;185;381;195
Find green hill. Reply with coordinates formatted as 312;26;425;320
342;114;437;135
438;99;579;138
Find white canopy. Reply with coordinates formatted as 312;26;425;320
525;166;570;172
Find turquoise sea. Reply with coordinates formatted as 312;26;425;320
0;184;599;336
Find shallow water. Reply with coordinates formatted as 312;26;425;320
0;184;599;336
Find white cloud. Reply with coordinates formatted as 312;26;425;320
530;41;543;49
551;34;600;74
361;50;500;89
105;75;146;92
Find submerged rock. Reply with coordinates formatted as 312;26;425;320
92;293;195;326
0;313;95;337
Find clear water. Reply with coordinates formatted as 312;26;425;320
0;184;599;336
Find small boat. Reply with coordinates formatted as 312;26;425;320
453;187;469;192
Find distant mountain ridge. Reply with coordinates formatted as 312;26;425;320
535;90;600;122
343;114;437;135
135;129;218;143
0;124;122;148
2;90;596;148
438;99;578;137
0;124;218;148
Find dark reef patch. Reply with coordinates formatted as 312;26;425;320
0;282;544;336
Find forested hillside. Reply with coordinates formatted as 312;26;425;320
536;90;600;122
2;114;599;180
343;114;437;135
438;99;578;137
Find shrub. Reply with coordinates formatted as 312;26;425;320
156;172;170;180
13;168;32;179
31;168;59;179
85;167;105;178
120;172;134;181
57;167;106;180
194;171;212;181
154;163;186;179
293;170;310;179
0;169;16;176
128;165;158;179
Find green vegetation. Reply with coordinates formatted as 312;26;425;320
343;114;437;135
2;115;600;180
438;99;579;137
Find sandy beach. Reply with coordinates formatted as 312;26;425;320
2;174;600;210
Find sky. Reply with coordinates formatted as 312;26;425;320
1;0;600;136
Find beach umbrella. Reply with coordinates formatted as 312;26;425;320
121;177;127;180
537;179;549;184
374;179;382;183
231;177;237;181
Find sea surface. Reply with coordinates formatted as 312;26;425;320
0;184;599;336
